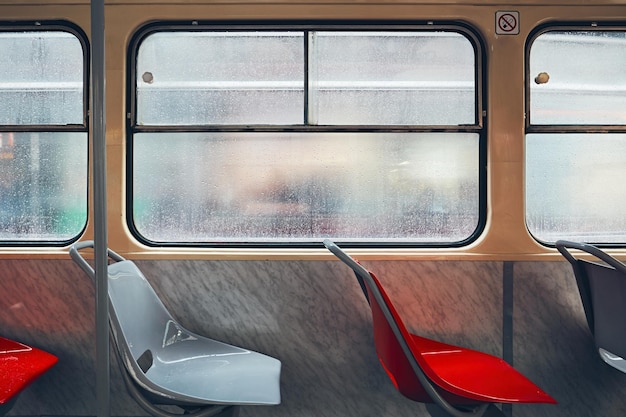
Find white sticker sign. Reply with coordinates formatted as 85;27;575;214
496;11;519;35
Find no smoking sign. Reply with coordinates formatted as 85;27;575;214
496;11;519;35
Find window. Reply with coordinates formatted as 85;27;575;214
526;26;626;245
0;24;88;244
129;24;485;246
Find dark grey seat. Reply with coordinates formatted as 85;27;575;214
70;241;281;417
556;240;626;373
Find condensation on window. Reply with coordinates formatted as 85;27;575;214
132;132;480;243
0;132;87;241
136;31;304;125
0;31;84;125
311;32;475;125
526;133;626;244
131;27;482;245
135;30;476;126
0;29;87;243
530;31;626;125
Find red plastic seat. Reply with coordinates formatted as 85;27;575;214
0;337;58;416
324;239;556;417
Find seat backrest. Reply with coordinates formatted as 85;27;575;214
69;242;185;377
556;240;626;358
365;269;435;403
323;239;457;404
107;260;183;364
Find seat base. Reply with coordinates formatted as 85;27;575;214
425;402;505;417
114;339;241;417
0;396;18;417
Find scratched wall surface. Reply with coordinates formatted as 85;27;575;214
1;258;624;417
513;261;626;417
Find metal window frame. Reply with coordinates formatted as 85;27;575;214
126;20;487;248
524;22;626;248
0;20;89;247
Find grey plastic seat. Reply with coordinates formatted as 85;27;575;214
556;240;626;373
69;241;281;417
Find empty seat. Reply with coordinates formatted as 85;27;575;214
70;241;281;417
324;239;556;417
0;337;57;417
556;239;626;373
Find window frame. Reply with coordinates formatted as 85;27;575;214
525;22;626;248
0;20;89;247
526;22;626;133
126;21;487;248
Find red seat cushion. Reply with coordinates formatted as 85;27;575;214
0;337;58;405
367;272;556;405
411;334;555;403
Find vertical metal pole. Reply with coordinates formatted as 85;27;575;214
502;261;514;417
91;1;110;417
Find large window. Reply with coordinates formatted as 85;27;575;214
526;26;626;245
0;24;88;244
129;24;485;246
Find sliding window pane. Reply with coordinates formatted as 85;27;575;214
0;132;87;241
136;31;304;125
526;133;626;243
0;32;83;125
530;31;626;125
311;32;475;125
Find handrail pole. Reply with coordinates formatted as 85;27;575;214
91;0;109;417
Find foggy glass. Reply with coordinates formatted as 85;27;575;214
0;132;87;241
311;32;475;125
0;29;87;243
136;30;476;127
132;132;479;243
526;134;626;244
0;32;84;125
530;31;626;125
136;32;304;125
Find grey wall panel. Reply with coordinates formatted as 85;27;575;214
133;259;502;417
2;258;624;417
513;261;626;417
366;261;503;357
1;259;98;416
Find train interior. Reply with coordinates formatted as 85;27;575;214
1;1;626;417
